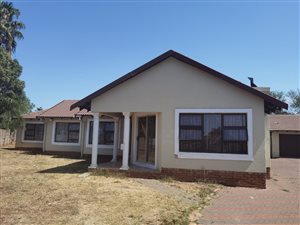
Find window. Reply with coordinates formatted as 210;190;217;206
24;123;44;141
54;122;80;143
179;113;248;154
88;121;115;145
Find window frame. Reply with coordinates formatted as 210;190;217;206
175;109;253;161
85;118;115;148
22;121;44;143
52;120;81;146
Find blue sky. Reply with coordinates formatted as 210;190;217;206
13;1;299;109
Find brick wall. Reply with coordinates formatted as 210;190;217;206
161;168;266;189
91;167;266;189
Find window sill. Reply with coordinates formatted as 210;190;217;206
52;142;80;146
86;144;114;148
176;152;254;161
22;140;43;143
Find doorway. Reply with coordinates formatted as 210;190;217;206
136;115;156;166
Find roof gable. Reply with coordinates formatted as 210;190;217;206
71;50;288;113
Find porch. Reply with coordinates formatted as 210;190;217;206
89;112;159;171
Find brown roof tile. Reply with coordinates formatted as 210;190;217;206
269;115;300;131
22;110;47;119
38;100;84;118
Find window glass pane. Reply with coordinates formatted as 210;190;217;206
99;122;114;145
203;114;222;152
178;112;248;154
24;124;35;140
55;123;68;142
88;121;93;144
88;121;114;145
223;114;246;127
35;124;44;141
223;129;247;141
179;140;202;152
24;124;44;141
68;131;79;142
180;114;202;126
223;142;248;154
69;123;80;131
180;129;202;140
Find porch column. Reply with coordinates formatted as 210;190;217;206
111;118;119;163
89;112;99;168
120;112;131;170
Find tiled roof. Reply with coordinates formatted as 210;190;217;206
269;115;300;131
22;110;47;119
22;100;92;119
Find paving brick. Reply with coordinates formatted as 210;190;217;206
198;158;300;224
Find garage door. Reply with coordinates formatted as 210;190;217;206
279;134;300;158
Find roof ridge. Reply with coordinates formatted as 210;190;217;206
38;100;66;117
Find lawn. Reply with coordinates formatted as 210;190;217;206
0;148;219;225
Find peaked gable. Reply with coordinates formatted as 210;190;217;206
71;50;288;113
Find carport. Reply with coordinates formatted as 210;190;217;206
269;115;300;158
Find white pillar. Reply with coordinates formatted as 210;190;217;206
111;118;119;163
120;112;131;170
89;113;99;168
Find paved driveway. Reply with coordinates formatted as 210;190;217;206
198;158;300;224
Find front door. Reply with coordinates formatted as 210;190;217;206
137;115;156;165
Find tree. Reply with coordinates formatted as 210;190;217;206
0;47;32;130
287;89;300;114
270;90;288;114
0;1;25;55
270;91;286;102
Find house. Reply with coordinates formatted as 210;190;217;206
16;50;288;188
16;100;121;159
268;115;300;158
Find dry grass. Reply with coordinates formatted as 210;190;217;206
0;148;219;225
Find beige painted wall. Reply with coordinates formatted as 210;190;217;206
91;57;266;173
16;117;121;156
271;131;300;158
15;120;44;149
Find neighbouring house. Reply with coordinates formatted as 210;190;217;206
16;50;288;188
268;115;300;158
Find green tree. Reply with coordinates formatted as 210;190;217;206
0;1;25;55
270;90;286;102
0;48;32;129
0;2;31;130
270;90;288;114
287;89;300;114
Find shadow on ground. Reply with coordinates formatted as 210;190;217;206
38;160;89;174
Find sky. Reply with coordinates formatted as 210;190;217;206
11;0;299;109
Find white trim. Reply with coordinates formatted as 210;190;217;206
85;118;115;149
22;121;44;143
174;108;253;161
51;120;81;146
132;112;158;169
120;112;131;170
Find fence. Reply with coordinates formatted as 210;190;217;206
0;129;16;147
